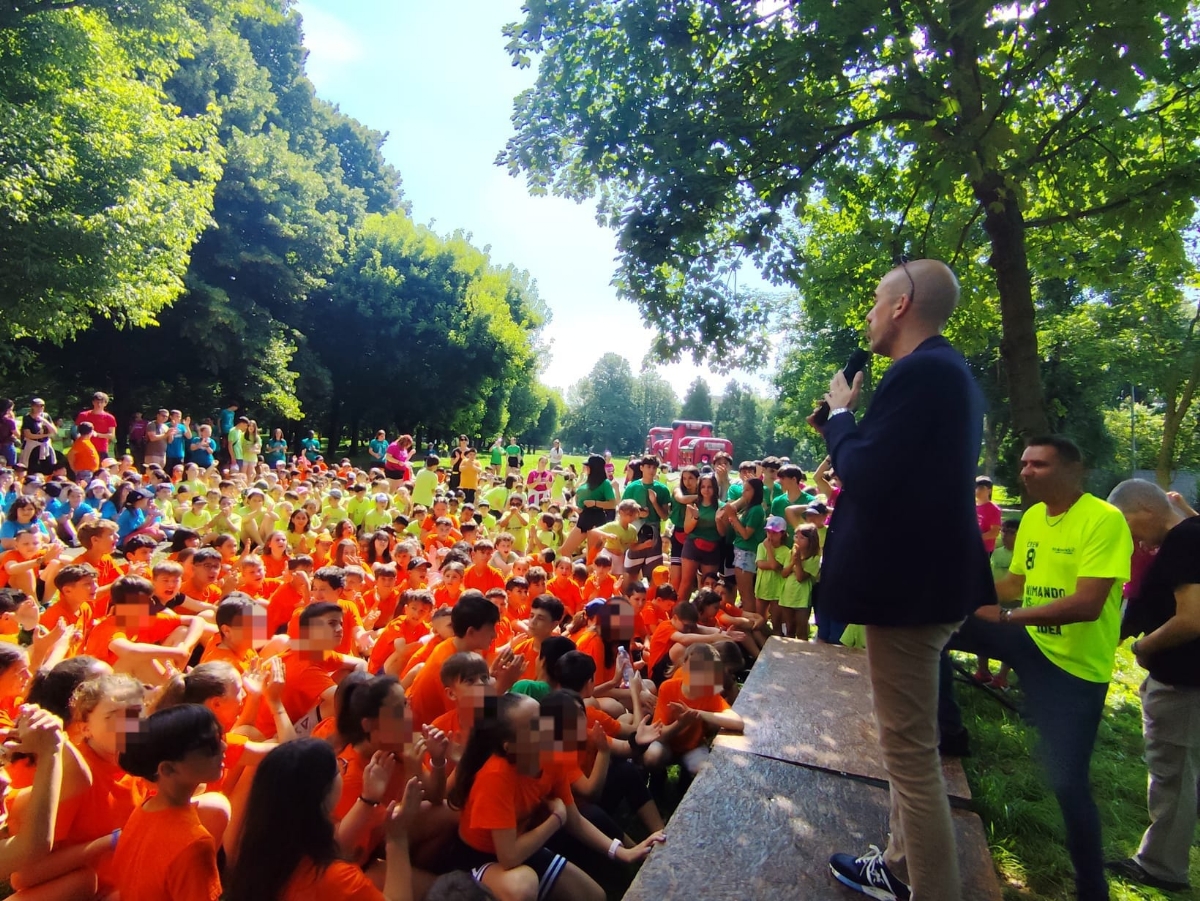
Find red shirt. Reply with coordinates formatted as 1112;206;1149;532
76;409;117;455
976;501;1003;552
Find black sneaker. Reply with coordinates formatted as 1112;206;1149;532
829;845;912;900
1105;858;1190;892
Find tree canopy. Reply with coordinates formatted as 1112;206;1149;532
501;0;1200;456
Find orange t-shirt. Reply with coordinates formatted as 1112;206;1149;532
458;754;574;854
39;598;94;657
281;859;384;901
646;620;678;672
486;616;514;661
262;554;289;579
583;573;616;603
199;638;257;674
287;599;363;656
560;707;623;783
546;576;584;617
431;582;462;609
332;744;410;822
463;563;505;594
238;576;283;601
207;731;249;795
266;582;304;635
641;602;673;637
111;802;221;901
573;629;616;684
368;618;429;674
653;674;731;752
400;633;445;678
0;549;35;590
254;651;335;739
510;636;540;681
68;437;101;475
406;638;459;730
83;554;126;617
367;589;402;626
83;611;182;666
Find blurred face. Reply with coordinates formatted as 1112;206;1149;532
504;696;549;775
975;485;992;504
14;532;38;558
369;684;414;749
173;733;227;785
85;694;144;756
550;707;589;754
682;657;724;696
604;601;636;642
302;612;344;650
447;671;494;715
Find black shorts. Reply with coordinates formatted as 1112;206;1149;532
576;506;607;533
681;537;722;568
384;466;406;481
508;455;520;469
669;530;684;566
442;834;567;897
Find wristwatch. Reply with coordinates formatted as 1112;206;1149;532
1000;606;1014;623
829;407;852;419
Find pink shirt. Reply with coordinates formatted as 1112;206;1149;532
76;410;117;455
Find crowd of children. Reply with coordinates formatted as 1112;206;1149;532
0;393;857;901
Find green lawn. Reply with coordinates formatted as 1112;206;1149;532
953;643;1199;900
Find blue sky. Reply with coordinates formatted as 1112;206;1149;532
292;0;771;400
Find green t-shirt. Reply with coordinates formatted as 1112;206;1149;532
483;485;509;511
771;491;806;543
726;481;744;503
622;479;671;525
575;480;614;507
411;468;438;507
780;554;820;608
732;504;767;552
511;680;551;701
363;507;393;533
505;444;521;459
1009;493;1132;683
687;502;721;543
595;520;638;556
228;428;244;458
990;544;1013;582
490;445;504;466
754;541;790;601
322;504;350;526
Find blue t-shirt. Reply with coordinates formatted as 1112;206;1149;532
220;409;236;437
189;436;217;467
69;501;96;525
166;423;188;458
117;507;146;541
368;438;388;462
264;439;288;465
0;519;48;541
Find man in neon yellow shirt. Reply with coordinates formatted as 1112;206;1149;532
953;435;1132;901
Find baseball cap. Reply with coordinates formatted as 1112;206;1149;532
584;598;607;616
328;489;343;499
765;515;787;532
805;502;829;516
374;492;389;503
407;558;431;570
87;479;107;492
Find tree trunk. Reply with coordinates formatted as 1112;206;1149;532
325;399;343;461
1156;368;1198;488
974;171;1050;443
348;410;360;456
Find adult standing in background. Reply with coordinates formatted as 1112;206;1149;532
20;397;58;476
818;260;994;901
0;399;17;467
954;437;1132;901
449;434;470;493
76;391;116;459
548;438;564;470
1105;479;1200;894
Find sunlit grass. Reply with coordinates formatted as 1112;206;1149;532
953;644;1199;900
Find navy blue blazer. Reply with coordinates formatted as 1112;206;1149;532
820;336;996;626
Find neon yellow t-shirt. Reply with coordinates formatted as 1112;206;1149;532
1009;493;1132;683
594;521;637;556
363;508;393;533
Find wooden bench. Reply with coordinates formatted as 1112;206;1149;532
623;637;1001;900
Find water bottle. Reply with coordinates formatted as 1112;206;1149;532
616;645;634;688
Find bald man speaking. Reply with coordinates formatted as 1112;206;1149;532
817;260;994;901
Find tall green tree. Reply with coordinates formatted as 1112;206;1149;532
679;377;714;423
501;0;1200;444
631;369;679;442
714;380;763;461
562;354;640;453
0;1;222;344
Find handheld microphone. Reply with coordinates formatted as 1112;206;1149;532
810;348;872;427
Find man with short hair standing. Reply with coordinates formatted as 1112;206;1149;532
819;260;993;901
954;436;1133;901
1105;478;1200;894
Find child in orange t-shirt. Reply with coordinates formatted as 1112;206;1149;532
581;555;617;603
449;692;662;900
646;564;671;603
66;423;102;478
85;575;206;682
463;542;505;594
431;563;465;609
640;585;678;649
111;705;225;901
368;589;434;674
546;558;584;618
646;643;743;773
429;651;494;773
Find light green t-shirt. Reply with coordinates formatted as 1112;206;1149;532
363;507;394;533
595;520;637;556
754;541;790;601
780;555;820;609
411;469;438;507
1009;494;1132;683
